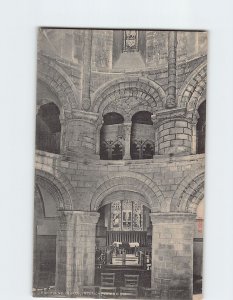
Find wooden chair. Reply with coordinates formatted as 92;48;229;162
100;273;117;298
119;274;139;298
101;273;115;286
124;275;139;287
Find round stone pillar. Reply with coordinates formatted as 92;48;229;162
150;212;196;300
157;118;192;155
65;110;100;158
55;211;99;295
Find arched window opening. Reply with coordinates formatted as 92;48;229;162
36;103;61;154
100;113;124;160
196;101;206;154
131;111;155;159
131;111;153;125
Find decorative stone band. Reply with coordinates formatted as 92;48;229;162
58;210;100;225
65;109;99;124
152;108;187;128
150;212;196;225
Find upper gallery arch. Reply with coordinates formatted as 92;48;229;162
91;76;166;120
177;61;207;111
37;55;80;113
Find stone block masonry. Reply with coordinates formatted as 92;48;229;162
150;213;196;300
55;211;99;294
158;120;192;155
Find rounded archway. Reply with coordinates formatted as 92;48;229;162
92;175;160;289
170;170;205;213
33;169;73;290
178;62;207;111
91;76;166;121
33;168;74;290
90;172;164;212
37;56;79;112
96;191;152;247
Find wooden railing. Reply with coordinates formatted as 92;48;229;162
106;231;147;246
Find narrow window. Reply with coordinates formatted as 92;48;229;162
100;113;124;160
131;111;155;159
36;103;61;154
196;101;206;154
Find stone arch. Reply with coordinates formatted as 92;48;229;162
90;172;164;212
171;169;205;213
91;76;166;121
35;183;46;217
37;79;62;110
35;168;74;210
37;55;80;113
178;61;207;111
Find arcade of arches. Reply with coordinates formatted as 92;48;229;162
34;29;207;300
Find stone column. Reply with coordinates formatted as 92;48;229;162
155;109;193;155
150;212;196;300
123;123;132;160
152;114;158;156
166;31;177;108
191;124;197;155
59;115;66;155
55;211;99;294
191;111;199;155
82;30;92;111
65;110;100;158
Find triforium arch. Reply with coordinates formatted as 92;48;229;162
90;172;164;212
35;168;74;210
37;79;63;112
178;61;207;111
170;169;205;213
37;55;80;113
91;76;166;121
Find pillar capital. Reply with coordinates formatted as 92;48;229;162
66;109;100;124
58;210;100;224
150;212;196;225
123;122;132;132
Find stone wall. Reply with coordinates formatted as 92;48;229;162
38;29;207;72
35;151;205;213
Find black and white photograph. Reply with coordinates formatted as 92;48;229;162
33;28;207;299
1;1;233;300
